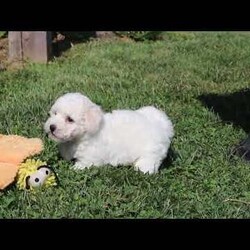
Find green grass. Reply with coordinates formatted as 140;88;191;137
0;31;6;38
1;32;250;218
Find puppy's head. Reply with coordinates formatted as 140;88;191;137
44;93;104;143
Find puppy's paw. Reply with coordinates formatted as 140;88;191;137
134;157;160;174
71;161;91;171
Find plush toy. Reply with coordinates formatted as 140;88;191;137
16;159;58;190
0;134;44;190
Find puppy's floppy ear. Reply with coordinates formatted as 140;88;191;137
84;105;104;135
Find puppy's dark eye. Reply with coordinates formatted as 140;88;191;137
66;116;74;123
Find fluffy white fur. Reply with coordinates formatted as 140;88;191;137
44;93;174;174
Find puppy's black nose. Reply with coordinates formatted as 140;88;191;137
50;124;56;133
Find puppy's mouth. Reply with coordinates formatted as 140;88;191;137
47;132;63;142
47;131;74;143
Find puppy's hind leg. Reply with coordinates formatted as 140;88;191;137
134;155;162;174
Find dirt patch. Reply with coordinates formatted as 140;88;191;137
0;38;8;71
0;33;133;71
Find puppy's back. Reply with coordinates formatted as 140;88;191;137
136;106;174;139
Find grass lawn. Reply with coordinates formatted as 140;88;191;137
1;32;250;218
0;32;5;38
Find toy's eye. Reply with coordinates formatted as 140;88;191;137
66;116;74;123
28;170;48;188
37;166;51;176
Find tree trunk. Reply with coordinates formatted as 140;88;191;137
8;31;52;63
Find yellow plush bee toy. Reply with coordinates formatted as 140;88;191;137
16;159;59;191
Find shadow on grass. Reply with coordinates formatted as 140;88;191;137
159;146;178;171
57;146;178;173
51;31;164;57
198;88;250;161
52;32;96;57
198;88;250;133
0;181;16;193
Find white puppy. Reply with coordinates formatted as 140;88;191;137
44;93;174;174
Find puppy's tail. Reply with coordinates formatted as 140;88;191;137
136;106;174;139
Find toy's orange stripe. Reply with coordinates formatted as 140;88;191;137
0;134;44;189
0;163;19;190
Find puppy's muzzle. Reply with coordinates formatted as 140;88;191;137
50;124;56;133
